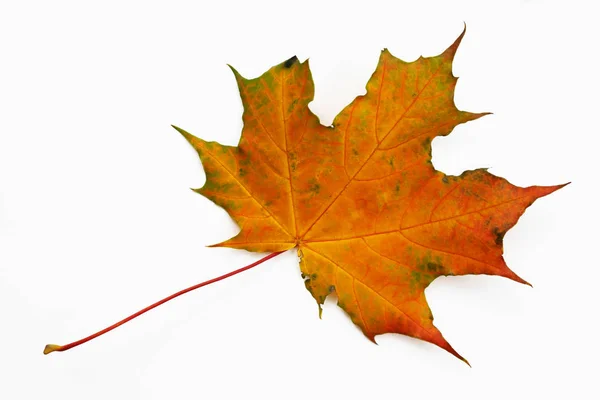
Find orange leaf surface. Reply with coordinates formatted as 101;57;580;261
173;28;566;363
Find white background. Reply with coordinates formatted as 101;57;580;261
1;0;598;398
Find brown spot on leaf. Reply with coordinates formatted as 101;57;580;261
492;227;506;245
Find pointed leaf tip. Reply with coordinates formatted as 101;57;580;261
171;124;191;139
227;63;244;80
559;182;571;189
172;125;204;150
283;55;298;69
467;111;493;122
538;182;570;198
443;24;467;59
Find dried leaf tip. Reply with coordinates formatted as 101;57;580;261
283;55;298;68
43;344;61;355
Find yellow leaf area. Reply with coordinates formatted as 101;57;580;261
173;29;565;363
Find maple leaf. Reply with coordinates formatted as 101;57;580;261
172;28;566;363
39;28;565;363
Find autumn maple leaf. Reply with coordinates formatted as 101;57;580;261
172;28;565;363
43;27;566;364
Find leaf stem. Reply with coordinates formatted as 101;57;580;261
44;251;285;355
